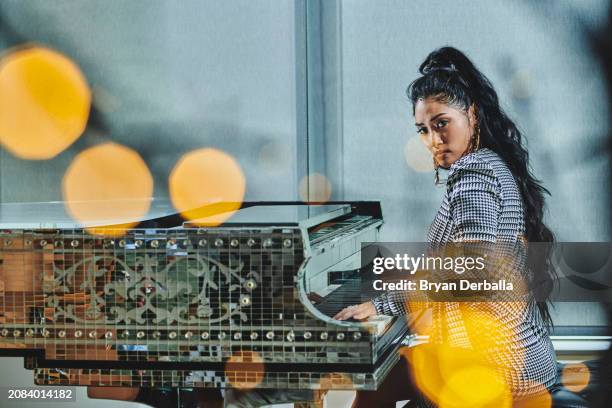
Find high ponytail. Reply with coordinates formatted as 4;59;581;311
408;47;556;327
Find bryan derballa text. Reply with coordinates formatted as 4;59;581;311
372;279;514;292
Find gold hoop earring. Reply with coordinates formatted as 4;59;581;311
472;122;480;152
471;106;481;152
433;157;440;185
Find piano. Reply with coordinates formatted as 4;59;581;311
0;201;410;391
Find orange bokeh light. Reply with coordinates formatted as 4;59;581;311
225;351;265;389
561;362;590;393
317;372;355;391
62;143;153;236
0;45;90;159
169;148;246;226
298;173;332;203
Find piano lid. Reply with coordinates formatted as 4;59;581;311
190;203;351;228
0;199;352;229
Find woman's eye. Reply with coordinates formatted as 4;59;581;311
417;127;427;134
436;120;448;129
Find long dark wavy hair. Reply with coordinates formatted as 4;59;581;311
407;46;556;327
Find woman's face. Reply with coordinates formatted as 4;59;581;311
414;97;475;169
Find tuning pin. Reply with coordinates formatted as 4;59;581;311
320;332;328;341
265;331;274;340
336;333;345;341
303;331;312;340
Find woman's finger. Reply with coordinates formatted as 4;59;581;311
334;306;356;320
334;302;376;321
334;308;350;320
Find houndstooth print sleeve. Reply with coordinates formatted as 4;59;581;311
446;159;501;243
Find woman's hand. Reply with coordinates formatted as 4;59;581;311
333;301;377;321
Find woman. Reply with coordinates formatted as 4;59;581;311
334;47;557;407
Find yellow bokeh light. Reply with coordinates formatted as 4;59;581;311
401;345;445;404
62;143;153;236
0;45;90;159
169;148;246;226
439;365;512;408
225;351;265;389
403;305;526;406
298;172;332;203
404;136;434;173
405;344;512;407
561;362;590;393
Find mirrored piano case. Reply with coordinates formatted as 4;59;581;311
0;201;409;391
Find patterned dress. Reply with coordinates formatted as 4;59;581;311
372;148;557;404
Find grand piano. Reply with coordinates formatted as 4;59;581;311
0;201;410;392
